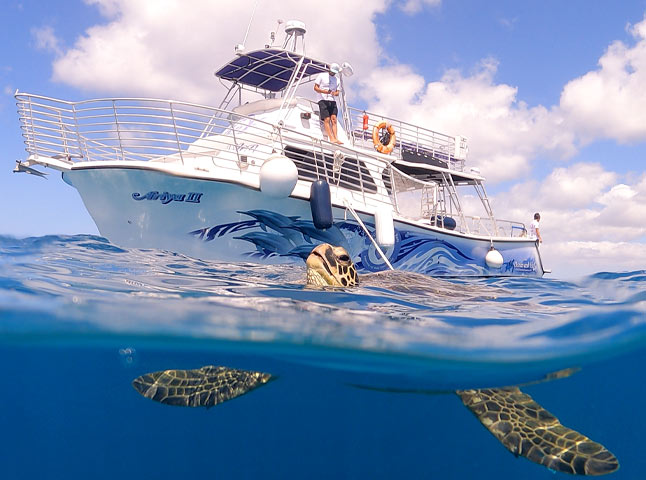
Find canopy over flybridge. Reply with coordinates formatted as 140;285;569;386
215;48;329;92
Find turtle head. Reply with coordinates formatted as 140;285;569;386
306;243;358;287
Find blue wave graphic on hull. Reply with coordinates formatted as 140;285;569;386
189;209;535;276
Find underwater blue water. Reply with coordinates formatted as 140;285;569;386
1;234;645;479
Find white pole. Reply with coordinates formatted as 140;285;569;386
343;200;394;270
242;0;260;47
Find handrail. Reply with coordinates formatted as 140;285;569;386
347;106;467;172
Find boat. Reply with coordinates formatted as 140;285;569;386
13;20;544;277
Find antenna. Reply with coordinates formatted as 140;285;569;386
236;0;260;54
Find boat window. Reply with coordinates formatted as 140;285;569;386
284;146;378;194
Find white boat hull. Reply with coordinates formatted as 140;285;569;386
63;167;544;277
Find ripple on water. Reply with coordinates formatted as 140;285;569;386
0;235;645;369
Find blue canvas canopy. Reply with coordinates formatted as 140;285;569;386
215;49;329;92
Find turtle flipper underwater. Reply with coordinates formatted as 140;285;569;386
306;243;619;476
132;365;273;408
458;387;618;475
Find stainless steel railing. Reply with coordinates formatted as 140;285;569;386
15;93;394;208
18;93;517;235
346;106;467;171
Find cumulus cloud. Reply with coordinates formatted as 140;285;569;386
537;163;617;209
50;0;389;103
399;0;441;15
359;59;576;183
544;241;646;277
45;1;644;181
560;15;646;143
490;165;646;276
495;165;645;239
355;14;646;184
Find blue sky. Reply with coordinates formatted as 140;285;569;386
2;0;646;276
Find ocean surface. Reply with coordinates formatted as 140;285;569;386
1;234;645;479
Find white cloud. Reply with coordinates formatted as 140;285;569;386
31;25;63;57
490;166;646;276
597;183;637;204
537;163;617;209
353;14;646;185
44;2;646;172
84;0;122;17
50;0;390;103
399;0;441;15
359;59;576;183
542;241;646;277
560;15;646;143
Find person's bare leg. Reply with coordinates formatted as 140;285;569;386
323;117;335;142
330;114;342;144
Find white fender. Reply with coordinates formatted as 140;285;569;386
485;246;504;269
259;154;298;198
375;207;395;247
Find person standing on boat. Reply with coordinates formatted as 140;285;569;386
530;213;542;244
314;63;342;144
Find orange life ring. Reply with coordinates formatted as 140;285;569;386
372;122;396;154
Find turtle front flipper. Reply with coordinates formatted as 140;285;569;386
132;365;273;408
457;387;619;476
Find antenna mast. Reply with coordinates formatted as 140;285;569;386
236;0;260;53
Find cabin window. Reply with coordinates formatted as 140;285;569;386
284;145;378;194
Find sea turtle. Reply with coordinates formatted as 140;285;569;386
132;243;619;476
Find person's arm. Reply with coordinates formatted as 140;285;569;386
314;83;331;95
331;80;339;96
536;227;542;243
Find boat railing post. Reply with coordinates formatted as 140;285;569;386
389;166;402;215
71;102;87;161
58;108;71;160
275;123;285;154
391;167;400;213
230;117;241;170
169;102;185;165
112;100;125;162
339;74;354;147
356;152;367;205
24;95;36;156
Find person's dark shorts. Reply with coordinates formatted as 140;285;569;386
318;100;338;120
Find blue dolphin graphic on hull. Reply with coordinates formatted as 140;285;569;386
281;244;320;261
237;210;303;244
234;231;294;256
286;221;349;249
